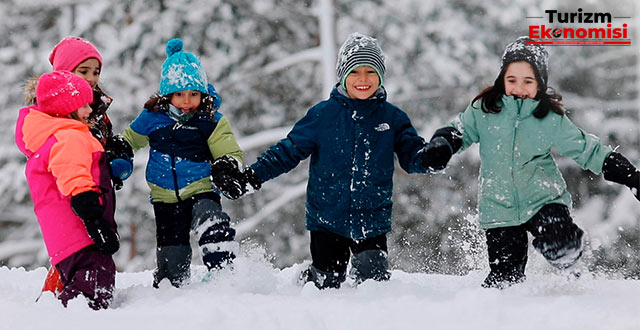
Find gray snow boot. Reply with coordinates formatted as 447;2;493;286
153;245;192;288
304;265;346;289
349;249;391;284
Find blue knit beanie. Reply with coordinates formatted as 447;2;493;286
159;38;208;96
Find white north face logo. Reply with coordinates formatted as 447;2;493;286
375;123;390;132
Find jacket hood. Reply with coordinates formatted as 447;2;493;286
16;106;91;157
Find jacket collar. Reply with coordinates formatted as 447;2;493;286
499;94;540;118
331;84;387;111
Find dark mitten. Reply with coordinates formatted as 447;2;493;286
433;126;463;152
211;155;247;200
243;167;262;191
105;135;134;162
420;127;462;172
71;191;119;255
603;152;640;201
421;137;453;171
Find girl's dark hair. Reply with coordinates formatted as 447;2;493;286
472;65;564;119
144;92;217;118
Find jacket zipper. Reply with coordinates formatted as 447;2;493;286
511;99;522;221
171;123;182;202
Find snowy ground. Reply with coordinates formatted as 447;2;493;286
1;247;639;330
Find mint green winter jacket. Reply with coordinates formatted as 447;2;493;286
452;95;612;229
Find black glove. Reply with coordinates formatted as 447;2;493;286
421;137;454;171
421;127;462;172
211;156;247;200
243;167;262;191
105;135;134;162
603;152;639;201
70;191;120;255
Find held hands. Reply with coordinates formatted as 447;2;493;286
211;155;262;200
421;136;454;172
70;190;120;255
421;127;463;172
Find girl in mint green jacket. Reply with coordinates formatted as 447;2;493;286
423;36;639;288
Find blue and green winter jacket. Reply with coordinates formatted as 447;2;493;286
250;86;427;239
122;107;243;203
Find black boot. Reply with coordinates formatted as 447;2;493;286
528;204;584;270
482;225;528;289
305;265;345;289
349;249;391;284
153;245;192;288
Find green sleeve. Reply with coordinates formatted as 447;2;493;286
553;114;612;174
122;126;149;152
208;116;244;162
450;102;480;152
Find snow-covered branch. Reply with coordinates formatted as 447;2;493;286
237;126;292;152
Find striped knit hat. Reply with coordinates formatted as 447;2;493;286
336;32;386;89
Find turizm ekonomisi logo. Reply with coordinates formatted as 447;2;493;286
527;8;631;46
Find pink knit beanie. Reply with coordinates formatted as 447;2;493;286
36;71;94;116
48;37;102;72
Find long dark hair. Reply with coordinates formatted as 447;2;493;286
472;64;564;119
144;92;217;118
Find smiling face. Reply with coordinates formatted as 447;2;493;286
170;90;202;113
73;104;93;125
72;58;101;89
503;61;539;100
345;65;380;100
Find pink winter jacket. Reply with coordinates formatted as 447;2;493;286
15;106;116;265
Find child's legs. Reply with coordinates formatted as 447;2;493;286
153;200;193;287
349;234;390;282
55;246;115;310
308;230;350;288
191;194;238;270
525;203;584;269
483;224;528;288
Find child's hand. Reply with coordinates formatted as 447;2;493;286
110;156;133;181
106;135;134;161
421;127;462;172
421;137;453;171
602;152;640;201
211;155;248;199
70;190;120;255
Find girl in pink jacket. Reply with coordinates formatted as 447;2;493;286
15;70;119;310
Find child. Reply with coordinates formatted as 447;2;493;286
15;70;120;309
48;36;134;188
26;36;133;297
212;32;445;289
425;36;639;288
121;38;242;288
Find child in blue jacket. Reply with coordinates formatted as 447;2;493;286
122;39;243;287
212;33;449;289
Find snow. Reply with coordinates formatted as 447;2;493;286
2;248;640;330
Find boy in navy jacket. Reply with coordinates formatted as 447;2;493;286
213;33;454;289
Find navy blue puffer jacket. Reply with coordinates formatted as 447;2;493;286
251;87;427;239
